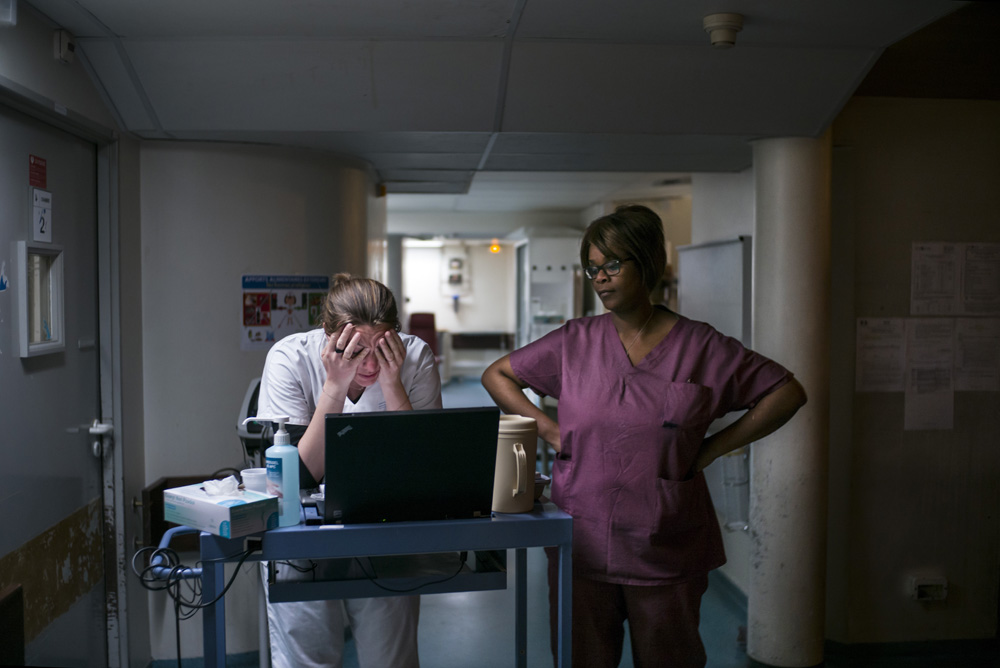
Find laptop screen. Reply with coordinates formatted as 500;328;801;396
324;406;500;524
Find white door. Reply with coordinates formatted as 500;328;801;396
0;103;109;666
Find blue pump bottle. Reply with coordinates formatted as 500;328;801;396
244;416;301;526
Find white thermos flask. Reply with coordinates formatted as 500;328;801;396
492;415;538;514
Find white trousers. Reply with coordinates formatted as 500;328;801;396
262;559;421;668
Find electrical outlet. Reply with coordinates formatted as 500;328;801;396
244;536;263;553
910;576;947;601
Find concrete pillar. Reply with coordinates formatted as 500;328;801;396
748;134;831;667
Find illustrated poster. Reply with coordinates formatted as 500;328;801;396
241;275;329;351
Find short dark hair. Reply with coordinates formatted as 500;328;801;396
580;204;666;292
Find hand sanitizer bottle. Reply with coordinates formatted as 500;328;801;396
244;416;300;526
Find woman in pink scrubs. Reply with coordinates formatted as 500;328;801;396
482;205;807;667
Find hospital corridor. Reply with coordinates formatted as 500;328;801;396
3;1;1000;667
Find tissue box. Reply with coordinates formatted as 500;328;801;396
163;483;279;539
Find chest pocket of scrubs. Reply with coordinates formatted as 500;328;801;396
662;381;713;425
660;382;713;472
651;382;714;542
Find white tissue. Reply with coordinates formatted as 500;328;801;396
203;475;240;496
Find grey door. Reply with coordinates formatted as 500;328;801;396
0;103;108;666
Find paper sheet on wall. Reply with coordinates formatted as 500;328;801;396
855;318;905;392
903;318;954;430
241;275;329;351
962;243;1000;315
911;243;960;315
955;318;1000;391
911;242;1000;316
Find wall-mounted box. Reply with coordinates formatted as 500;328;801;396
14;241;64;357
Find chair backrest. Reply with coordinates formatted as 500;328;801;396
236;377;268;464
408;312;438;356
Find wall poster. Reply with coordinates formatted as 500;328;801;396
241;274;329;351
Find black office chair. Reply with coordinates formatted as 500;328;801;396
236;377;272;467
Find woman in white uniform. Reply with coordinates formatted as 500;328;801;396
256;273;442;668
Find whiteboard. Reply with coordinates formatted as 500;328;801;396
676;236;752;347
677;236;754;536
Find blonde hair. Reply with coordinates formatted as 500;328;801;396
321;273;401;335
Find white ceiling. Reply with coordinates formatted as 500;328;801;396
21;0;977;215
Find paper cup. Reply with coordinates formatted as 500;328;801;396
241;467;268;493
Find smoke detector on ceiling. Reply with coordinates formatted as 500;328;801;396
703;13;744;48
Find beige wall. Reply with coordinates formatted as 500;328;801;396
139;142;377;482
139;142;379;658
828;97;1000;642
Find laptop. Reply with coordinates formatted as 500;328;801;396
323;406;500;524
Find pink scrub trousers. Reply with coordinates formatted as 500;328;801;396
548;558;709;668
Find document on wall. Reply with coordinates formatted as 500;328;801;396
911;242;960;315
962;243;1000;315
903;318;955;430
911;242;1000;316
855;318;906;392
955;318;1000;391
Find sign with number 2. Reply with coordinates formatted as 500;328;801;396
32;188;52;243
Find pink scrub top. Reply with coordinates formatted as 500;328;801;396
510;309;792;585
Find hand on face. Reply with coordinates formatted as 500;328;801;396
374;329;406;386
322;323;371;385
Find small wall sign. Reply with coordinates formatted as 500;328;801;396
32;188;53;243
29;154;47;188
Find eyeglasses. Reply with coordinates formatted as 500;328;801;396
584;258;631;280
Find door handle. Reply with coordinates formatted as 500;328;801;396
88;419;114;458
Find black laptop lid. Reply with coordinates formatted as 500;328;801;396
324;406;500;524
